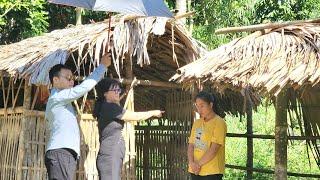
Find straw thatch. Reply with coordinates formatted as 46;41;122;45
172;23;320;95
171;22;320;165
0;16;206;85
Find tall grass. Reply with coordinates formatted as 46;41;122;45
224;105;319;179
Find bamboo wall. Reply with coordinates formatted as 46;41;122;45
135;91;193;180
0;111;24;180
0;109;138;180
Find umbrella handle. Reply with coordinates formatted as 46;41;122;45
106;13;112;53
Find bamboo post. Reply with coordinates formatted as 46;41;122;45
17;79;31;179
76;7;82;25
124;53;136;179
143;129;150;179
175;0;187;24
215;18;320;34
275;90;288;180
245;89;253;180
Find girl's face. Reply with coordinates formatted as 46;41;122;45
195;98;213;118
104;84;121;103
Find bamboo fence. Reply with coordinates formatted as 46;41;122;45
135;90;193;180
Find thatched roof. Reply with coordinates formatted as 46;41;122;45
0;16;206;85
171;22;320;165
171;23;320;96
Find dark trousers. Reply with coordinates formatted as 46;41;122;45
191;173;223;180
45;149;77;180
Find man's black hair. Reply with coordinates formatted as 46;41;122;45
49;64;70;84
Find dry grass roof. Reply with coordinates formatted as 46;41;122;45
0;16;206;85
172;23;320;96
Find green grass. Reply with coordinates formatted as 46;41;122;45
224;105;319;179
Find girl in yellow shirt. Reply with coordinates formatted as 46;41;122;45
188;91;227;180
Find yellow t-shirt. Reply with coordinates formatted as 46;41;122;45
188;115;227;176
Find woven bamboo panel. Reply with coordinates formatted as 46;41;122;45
78;116;100;180
21;114;47;180
0;112;23;180
0;110;136;180
135;90;193;180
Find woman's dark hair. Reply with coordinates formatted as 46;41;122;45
93;78;120;118
195;91;225;118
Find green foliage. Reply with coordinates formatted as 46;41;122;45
191;0;256;49
0;0;48;44
191;0;320;50
254;0;320;23
0;1;108;44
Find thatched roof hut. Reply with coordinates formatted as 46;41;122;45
171;21;320;178
0;16;206;180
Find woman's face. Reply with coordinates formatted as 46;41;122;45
104;84;121;103
195;98;213;118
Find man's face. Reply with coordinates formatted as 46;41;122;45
53;68;74;89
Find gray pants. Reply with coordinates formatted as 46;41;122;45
45;149;77;180
96;139;125;180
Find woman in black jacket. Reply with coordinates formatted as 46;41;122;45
93;78;162;180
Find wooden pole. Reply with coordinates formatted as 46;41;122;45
245;90;253;180
75;76;182;89
175;0;187;24
119;78;182;89
76;7;82;25
275;90;288;180
17;79;31;179
124;53;136;179
215;18;320;34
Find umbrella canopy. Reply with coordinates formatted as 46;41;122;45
48;0;173;18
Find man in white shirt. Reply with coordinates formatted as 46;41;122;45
45;54;111;180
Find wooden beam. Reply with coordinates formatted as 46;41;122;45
75;75;180;89
275;89;288;180
215;18;320;34
0;107;24;114
118;78;182;89
173;11;195;21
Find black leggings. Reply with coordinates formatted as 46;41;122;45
191;173;223;180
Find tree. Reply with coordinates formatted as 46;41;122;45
0;0;48;44
191;0;320;49
254;0;320;23
191;0;256;49
176;0;187;24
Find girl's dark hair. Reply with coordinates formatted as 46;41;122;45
195;91;225;118
93;78;120;118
